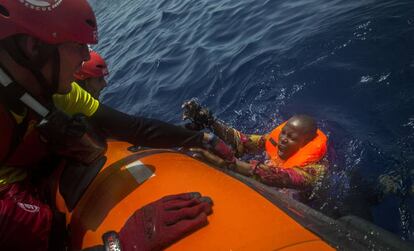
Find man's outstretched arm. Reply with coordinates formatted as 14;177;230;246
190;147;326;190
181;99;266;156
210;120;266;156
247;161;327;189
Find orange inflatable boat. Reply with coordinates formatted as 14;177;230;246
53;141;413;250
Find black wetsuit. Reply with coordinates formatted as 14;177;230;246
92;104;204;149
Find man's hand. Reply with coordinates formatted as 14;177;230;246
182;99;215;130
189;148;258;177
203;133;236;164
118;192;213;251
189;148;227;168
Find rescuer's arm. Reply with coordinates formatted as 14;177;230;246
54;84;235;158
53;82;205;148
91;104;237;162
91;104;205;148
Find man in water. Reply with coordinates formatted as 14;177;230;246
182;99;328;190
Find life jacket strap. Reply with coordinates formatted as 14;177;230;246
0;66;50;167
0;66;50;118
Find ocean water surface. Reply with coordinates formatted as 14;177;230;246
89;0;414;241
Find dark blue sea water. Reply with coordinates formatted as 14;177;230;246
89;0;414;241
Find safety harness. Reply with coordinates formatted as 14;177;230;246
0;65;50;167
0;61;107;168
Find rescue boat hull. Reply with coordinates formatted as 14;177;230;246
61;141;333;250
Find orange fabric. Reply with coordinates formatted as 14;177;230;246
265;122;327;169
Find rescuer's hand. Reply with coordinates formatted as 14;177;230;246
37;110;106;164
117;192;213;251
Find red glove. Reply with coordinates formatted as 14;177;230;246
205;134;236;164
112;192;213;251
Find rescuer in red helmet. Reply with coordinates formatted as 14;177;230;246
74;50;109;98
0;1;224;250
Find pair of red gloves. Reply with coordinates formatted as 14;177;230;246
101;192;213;251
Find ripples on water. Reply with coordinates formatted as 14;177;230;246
90;0;414;241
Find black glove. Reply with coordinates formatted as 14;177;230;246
37;110;107;164
181;99;215;130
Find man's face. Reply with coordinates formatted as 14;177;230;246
85;76;107;98
277;121;307;160
56;42;90;94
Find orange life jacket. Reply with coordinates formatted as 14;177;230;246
265;122;327;169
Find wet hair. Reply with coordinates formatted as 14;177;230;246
289;114;317;143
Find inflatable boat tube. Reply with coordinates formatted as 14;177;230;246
54;141;414;250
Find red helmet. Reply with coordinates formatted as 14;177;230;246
0;0;98;44
74;51;108;80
